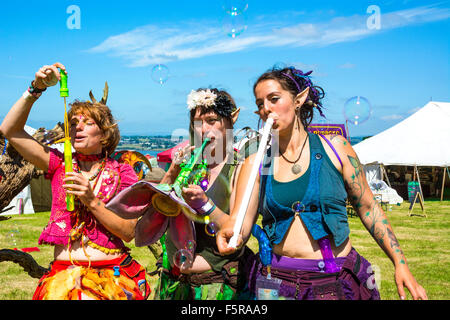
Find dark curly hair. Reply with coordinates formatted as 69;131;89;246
188;88;237;144
189;88;237;120
253;66;325;129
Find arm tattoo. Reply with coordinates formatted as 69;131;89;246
387;228;406;264
360;197;388;245
346;155;406;264
330;134;348;146
346;155;365;209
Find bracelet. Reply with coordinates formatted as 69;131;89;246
27;80;46;98
196;198;216;216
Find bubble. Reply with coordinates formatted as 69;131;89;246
343;96;372;125
221;0;248;15
205;222;218;237
173;248;194;269
151;64;170;85
186;240;196;251
9;226;20;247
222;12;248;38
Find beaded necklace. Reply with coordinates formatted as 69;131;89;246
68;158;106;266
75;157;106;181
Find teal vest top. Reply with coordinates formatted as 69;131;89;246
259;132;349;247
271;163;310;208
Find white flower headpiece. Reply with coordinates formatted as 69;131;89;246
187;89;217;110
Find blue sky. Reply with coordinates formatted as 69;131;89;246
0;0;449;137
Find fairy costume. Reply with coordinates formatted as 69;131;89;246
33;148;150;300
246;133;380;300
158;150;254;300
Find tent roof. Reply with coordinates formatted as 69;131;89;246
157;140;189;163
353;101;450;167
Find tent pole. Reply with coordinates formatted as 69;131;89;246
441;167;447;202
415;165;424;199
381;164;391;187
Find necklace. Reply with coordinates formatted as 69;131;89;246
76;153;103;162
280;133;309;174
75;158;106;181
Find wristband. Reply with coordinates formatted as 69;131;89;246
196;199;216;216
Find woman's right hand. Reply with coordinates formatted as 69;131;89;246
163;145;195;181
216;226;243;255
33;62;66;89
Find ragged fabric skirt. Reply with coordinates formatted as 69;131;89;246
247;247;381;300
155;248;254;300
32;254;150;300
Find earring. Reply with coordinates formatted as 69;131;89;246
295;107;301;130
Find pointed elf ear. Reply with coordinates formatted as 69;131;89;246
294;87;310;109
231;108;240;125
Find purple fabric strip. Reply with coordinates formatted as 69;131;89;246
271;253;346;273
319;134;343;168
281;72;302;93
317;237;341;273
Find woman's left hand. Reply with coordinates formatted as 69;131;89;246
63;172;97;207
181;184;208;210
394;264;428;300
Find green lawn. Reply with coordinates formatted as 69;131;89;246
0;200;448;300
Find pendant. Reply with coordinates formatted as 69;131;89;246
291;163;302;174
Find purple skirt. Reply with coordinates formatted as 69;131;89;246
246;248;381;300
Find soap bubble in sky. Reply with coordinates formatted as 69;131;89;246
222;11;248;38
343;96;372;125
221;0;248;15
151;64;170;85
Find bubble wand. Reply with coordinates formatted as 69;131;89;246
59;70;74;211
228;118;274;248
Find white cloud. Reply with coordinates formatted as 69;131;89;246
339;63;356;69
88;4;450;67
380;114;404;121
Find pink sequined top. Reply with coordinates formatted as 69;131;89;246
38;148;138;252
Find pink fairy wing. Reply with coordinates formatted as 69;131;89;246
168;190;207;224
168;210;196;251
135;208;169;247
106;180;171;219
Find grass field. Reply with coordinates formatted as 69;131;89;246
0;199;448;300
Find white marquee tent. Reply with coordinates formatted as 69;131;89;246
353;101;450;202
353;101;450;167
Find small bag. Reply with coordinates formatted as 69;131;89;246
120;255;151;299
311;278;345;300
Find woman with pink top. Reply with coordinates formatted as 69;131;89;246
0;62;150;300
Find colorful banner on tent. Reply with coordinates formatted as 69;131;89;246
307;123;348;139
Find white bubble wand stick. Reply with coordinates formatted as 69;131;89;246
228;117;274;249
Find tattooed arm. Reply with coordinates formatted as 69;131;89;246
326;135;427;300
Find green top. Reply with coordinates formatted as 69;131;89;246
271;164;311;208
166;152;245;272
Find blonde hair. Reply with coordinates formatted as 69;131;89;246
68;100;120;156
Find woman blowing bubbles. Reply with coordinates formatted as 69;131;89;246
216;66;427;300
0;63;149;300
